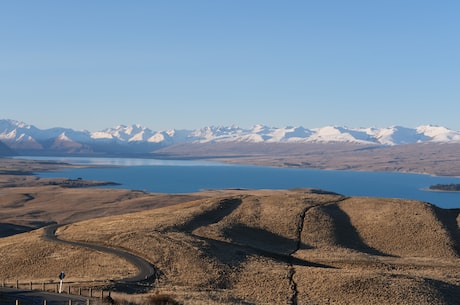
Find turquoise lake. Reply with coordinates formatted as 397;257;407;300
21;156;460;209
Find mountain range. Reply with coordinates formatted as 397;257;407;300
1;119;460;156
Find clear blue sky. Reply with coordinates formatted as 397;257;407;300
1;1;459;131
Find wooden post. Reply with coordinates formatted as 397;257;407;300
15;300;19;305
44;300;47;305
68;285;71;294
89;288;92;298
16;280;19;289
86;299;90;305
30;281;33;290
68;300;72;305
100;289;104;300
79;287;82;295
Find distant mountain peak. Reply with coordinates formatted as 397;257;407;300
1;119;460;155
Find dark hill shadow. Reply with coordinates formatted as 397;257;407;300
178;198;243;232
423;278;460;305
432;207;460;256
0;223;34;237
0;221;54;237
197;233;335;270
222;223;313;255
321;204;396;257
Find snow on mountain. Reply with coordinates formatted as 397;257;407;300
50;132;90;152
1;119;460;155
0;120;41;143
91;124;154;142
264;126;313;143
147;132;169;143
371;126;429;145
190;126;245;143
308;126;374;144
284;126;314;142
15;133;43;149
416;125;460;143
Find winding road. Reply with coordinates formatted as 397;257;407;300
0;287;89;305
0;224;157;304
42;223;156;283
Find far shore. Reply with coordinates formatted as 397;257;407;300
4;154;460;178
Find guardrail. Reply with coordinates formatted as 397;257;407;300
13;300;90;305
1;279;113;305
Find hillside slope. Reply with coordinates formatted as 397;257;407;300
0;140;15;156
8;189;453;305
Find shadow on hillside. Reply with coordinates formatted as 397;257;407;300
0;223;34;237
195;231;335;271
178;198;243;232
0;221;56;238
424;278;460;305
432;207;460;256
222;223;312;255
175;197;335;274
321;204;395;257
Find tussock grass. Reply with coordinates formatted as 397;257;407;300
102;293;182;305
1;186;459;304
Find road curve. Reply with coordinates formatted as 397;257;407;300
0;287;89;305
42;223;156;283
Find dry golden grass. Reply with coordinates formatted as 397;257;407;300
0;177;203;231
50;189;459;305
294;197;460;305
0;175;459;304
0;228;137;282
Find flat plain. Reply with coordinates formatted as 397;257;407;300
156;142;460;176
0;158;459;305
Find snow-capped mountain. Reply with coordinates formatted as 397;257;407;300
1;119;459;155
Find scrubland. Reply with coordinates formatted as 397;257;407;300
0;161;459;304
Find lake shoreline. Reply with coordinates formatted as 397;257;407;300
15;156;458;209
9;155;460;179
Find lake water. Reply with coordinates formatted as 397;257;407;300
20;156;460;209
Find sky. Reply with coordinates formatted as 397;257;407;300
1;1;459;132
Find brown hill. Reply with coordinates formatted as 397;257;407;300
303;197;459;258
1;189;457;304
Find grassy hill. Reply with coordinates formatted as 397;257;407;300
1;187;458;304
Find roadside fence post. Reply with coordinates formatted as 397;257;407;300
68;285;71;294
15;300;19;305
89;288;92;298
16;279;19;289
79;287;82;295
30;281;33;290
44;300;47;305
